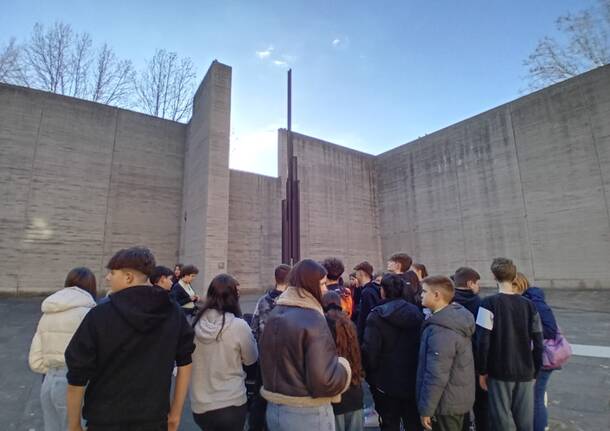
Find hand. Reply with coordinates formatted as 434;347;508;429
479;374;488;391
68;425;84;431
168;412;181;431
421;416;433;430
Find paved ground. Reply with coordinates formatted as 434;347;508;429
1;289;608;430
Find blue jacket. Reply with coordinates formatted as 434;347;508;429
523;287;558;340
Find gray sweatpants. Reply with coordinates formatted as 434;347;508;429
488;378;534;431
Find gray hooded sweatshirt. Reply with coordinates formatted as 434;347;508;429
416;303;475;417
190;309;258;414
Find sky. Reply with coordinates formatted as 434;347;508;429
1;0;597;176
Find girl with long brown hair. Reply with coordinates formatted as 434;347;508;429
323;290;364;431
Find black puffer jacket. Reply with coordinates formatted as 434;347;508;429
259;287;351;406
362;298;423;399
416;303;475;417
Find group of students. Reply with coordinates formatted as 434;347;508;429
28;247;559;431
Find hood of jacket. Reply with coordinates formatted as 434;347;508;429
372;298;421;329
109;285;173;333
453;288;479;309
41;286;96;314
423;303;475;337
523;287;545;302
195;309;236;343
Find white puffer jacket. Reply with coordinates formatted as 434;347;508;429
28;286;96;374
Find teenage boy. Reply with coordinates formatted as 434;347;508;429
65;247;195;431
354;261;380;342
387;253;422;307
150;265;174;291
248;264;291;431
476;258;543;431
417;276;475;431
170;264;200;316
452;267;482;317
251;264;291;343
452;266;487;431
322;257;354;317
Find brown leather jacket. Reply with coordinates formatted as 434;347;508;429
260;287;351;407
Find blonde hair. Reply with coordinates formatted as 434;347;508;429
512;272;530;294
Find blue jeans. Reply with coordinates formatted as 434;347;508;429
534;370;552;431
335;409;363;431
266;402;335;431
40;368;68;431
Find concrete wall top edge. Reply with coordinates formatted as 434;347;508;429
229;168;281;181
376;64;610;159
0;82;190;127
280;129;377;159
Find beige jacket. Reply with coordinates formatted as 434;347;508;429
29;286;96;373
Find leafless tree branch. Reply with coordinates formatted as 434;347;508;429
524;0;610;90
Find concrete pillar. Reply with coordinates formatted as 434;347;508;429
179;61;232;293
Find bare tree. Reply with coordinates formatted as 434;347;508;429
25;22;74;94
91;44;134;106
524;0;610;90
2;21;197;119
135;49;196;121
0;38;28;85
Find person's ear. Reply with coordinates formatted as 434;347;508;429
125;270;134;285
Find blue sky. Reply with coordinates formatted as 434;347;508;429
1;0;595;176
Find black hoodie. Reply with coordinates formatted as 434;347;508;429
361;298;424;399
452;288;482;318
65;285;195;427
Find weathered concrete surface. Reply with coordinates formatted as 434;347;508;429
179;61;232;294
2;290;608;430
227;170;282;291
2;63;610;294
0;84;184;294
376;65;610;288
279;130;383;276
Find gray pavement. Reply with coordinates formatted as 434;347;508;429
1;290;609;430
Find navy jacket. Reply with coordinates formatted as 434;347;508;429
362;298;424;399
356;281;381;342
523;287;558;340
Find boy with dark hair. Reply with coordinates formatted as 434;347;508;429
65;247;195;431
417;276;475;431
170;264;200;315
452;266;487;431
248;263;291;431
354;261;380;342
150;265;174;291
387;252;422;308
476;258;544;431
322;257;354;318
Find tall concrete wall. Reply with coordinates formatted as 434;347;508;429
227;170;282;291
0;84;185;294
279;131;383;276
179;61;232;294
376;65;610;288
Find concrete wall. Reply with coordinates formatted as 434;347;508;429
0;84;185;294
227;170;282;292
376;65;610;288
179;61;232;294
279;130;383;276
